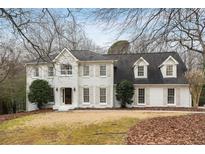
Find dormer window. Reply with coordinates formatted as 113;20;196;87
138;66;144;76
159;56;178;78
166;65;173;76
133;57;149;79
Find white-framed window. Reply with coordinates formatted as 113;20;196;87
61;64;72;75
48;66;54;77
83;65;89;76
83;88;89;103
48;88;55;103
166;65;173;76
167;88;175;104
100;88;106;103
138;66;144;76
138;88;145;104
100;65;106;76
33;67;39;77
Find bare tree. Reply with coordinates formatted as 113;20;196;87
92;9;205;66
185;69;205;108
0;8;80;60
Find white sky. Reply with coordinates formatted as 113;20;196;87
84;22;130;48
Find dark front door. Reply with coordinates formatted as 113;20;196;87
64;88;72;104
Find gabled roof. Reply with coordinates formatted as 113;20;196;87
53;48;79;62
158;55;179;68
133;57;149;66
104;52;187;84
27;49;113;64
26;50;187;84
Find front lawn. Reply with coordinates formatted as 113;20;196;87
0;110;185;144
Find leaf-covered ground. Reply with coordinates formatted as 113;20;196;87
0;110;185;144
127;114;205;144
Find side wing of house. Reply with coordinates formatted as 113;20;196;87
111;53;192;108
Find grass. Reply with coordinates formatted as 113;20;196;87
0;117;138;144
70;118;138;144
0;110;186;144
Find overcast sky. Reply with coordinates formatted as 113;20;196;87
84;23;129;48
73;9;130;49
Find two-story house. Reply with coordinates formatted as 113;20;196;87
26;48;192;111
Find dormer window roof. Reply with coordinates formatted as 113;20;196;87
133;57;149;66
133;57;149;78
159;55;178;78
158;56;179;68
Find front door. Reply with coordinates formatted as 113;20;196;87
63;88;72;104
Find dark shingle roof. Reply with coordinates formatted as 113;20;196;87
27;50;110;63
104;52;187;84
70;50;110;61
27;49;187;84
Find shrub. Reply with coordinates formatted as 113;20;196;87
116;80;134;108
28;79;52;109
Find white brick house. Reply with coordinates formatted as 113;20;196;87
26;48;192;111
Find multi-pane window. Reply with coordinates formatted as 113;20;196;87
138;66;144;76
48;66;54;76
49;88;54;102
34;67;39;77
61;64;72;75
138;88;145;104
166;65;173;76
168;88;175;104
83;88;89;103
100;65;106;76
100;88;106;103
83;65;89;76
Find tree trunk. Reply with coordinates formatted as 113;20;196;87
203;50;205;70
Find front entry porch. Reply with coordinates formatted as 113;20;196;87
63;88;72;104
57;87;76;111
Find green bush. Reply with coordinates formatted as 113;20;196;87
116;80;134;108
28;79;52;109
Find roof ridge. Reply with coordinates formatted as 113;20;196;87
103;51;177;56
70;50;105;55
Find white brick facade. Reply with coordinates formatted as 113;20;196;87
26;49;192;111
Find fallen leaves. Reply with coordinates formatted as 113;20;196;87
127;114;205;145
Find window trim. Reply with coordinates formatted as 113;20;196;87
166;65;174;76
60;64;72;76
137;88;146;105
48;66;54;77
33;67;39;78
134;65;147;79
83;87;90;104
83;65;90;77
138;66;144;77
100;65;107;77
99;87;107;104
48;88;55;104
167;88;176;105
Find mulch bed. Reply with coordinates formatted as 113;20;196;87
0;109;53;123
127;114;205;144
